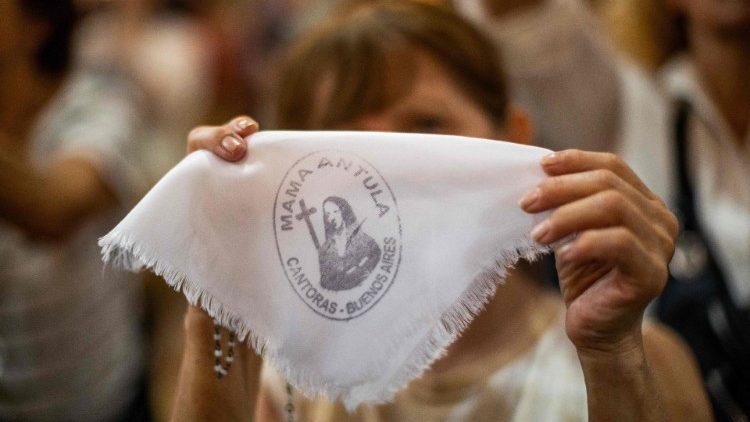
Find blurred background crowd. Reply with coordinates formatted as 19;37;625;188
0;0;747;421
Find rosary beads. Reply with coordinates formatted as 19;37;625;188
211;321;295;421
213;319;235;378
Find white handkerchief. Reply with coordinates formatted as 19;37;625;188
100;130;551;409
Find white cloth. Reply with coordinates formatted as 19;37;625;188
100;130;551;408
0;70;147;421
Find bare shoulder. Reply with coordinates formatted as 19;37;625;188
642;321;714;422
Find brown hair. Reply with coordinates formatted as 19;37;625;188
271;1;509;129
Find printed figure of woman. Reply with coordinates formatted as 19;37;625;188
318;196;381;291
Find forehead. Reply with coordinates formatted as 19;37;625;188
324;49;480;114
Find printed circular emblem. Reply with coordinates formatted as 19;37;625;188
273;150;402;320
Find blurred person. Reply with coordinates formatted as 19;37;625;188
225;0;343;123
72;4;230;418
458;0;750;418
169;2;712;421
73;0;217;180
454;0;622;154
0;0;151;420
619;0;750;419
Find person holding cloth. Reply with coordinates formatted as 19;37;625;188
172;2;711;420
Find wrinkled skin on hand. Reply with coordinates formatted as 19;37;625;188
519;150;678;353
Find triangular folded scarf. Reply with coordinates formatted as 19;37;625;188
99;131;552;409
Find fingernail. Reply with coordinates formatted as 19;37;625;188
236;119;253;130
541;152;559;166
221;136;241;153
518;188;540;209
531;220;551;243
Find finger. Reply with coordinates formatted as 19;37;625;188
227;115;259;137
531;190;648;244
540;150;656;200
556;260;612;307
519;169;646;214
556;227;667;298
531;188;677;264
187;125;247;161
520;165;679;257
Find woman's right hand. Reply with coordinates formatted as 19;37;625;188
173;116;263;421
174;304;263;422
186;115;259;161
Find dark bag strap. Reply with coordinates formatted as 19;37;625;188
671;100;750;419
673;100;725;285
673;100;750;345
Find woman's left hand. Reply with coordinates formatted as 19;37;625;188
186;116;258;161
519;149;679;354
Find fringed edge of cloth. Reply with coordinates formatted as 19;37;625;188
99;231;549;411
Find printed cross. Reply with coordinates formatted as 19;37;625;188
295;199;321;250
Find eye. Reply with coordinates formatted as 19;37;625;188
400;111;453;134
412;115;445;133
